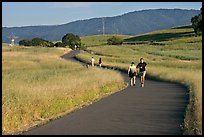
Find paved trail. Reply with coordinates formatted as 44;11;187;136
22;50;188;135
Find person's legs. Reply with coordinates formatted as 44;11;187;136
139;72;142;83
141;78;144;87
140;72;144;87
130;78;133;86
133;76;136;86
143;71;146;83
140;77;143;87
141;71;146;87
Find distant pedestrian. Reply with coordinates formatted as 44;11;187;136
74;45;77;50
128;62;137;86
90;57;95;67
99;58;102;67
136;58;147;87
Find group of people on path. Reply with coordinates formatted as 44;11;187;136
89;56;147;87
89;57;102;67
128;58;147;87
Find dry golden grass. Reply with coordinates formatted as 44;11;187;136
2;45;125;135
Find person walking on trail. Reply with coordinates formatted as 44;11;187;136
99;58;102;67
90;57;95;67
136;58;147;87
128;62;137;86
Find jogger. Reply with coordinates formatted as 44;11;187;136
136;58;147;87
128;62;137;86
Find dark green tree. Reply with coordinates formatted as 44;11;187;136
62;33;81;49
191;7;202;36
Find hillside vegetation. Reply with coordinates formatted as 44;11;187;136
76;25;202;135
2;9;200;43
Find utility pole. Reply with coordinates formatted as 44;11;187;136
8;33;18;47
120;16;123;35
102;17;105;35
114;22;118;34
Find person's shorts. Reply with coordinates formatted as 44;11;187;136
139;71;146;77
129;72;136;78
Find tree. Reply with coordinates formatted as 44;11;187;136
191;7;202;36
62;33;81;49
107;36;123;45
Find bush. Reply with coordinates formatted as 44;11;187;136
78;43;86;50
54;42;65;47
107;36;123;45
19;40;32;46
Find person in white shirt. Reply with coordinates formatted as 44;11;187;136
128;62;137;86
90;57;95;67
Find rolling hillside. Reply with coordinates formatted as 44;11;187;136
2;9;200;43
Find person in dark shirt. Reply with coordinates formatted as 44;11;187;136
136;58;147;87
99;58;102;67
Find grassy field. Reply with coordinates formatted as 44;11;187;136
2;44;126;135
81;34;131;47
77;25;202;135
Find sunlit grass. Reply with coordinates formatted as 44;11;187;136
2;45;126;134
77;25;202;135
81;34;131;47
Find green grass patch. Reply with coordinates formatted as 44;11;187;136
81;34;131;47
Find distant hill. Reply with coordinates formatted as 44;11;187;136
2;9;200;43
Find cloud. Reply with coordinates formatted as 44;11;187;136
51;2;113;8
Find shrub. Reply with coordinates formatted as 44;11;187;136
107;36;123;45
54;42;65;47
19;40;32;46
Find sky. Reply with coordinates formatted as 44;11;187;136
2;2;202;27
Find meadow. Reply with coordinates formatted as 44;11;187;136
77;25;202;135
2;44;126;134
81;34;131;47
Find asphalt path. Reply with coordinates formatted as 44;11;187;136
22;50;188;135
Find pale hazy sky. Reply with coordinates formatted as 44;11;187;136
2;2;202;27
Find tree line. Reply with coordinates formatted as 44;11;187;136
19;33;124;48
19;33;85;49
